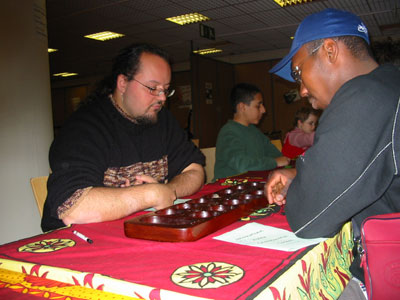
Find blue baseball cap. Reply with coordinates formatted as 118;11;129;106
269;8;370;82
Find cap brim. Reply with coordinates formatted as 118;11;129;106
269;45;301;82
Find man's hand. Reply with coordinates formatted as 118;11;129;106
134;175;158;185
119;175;159;187
275;156;291;167
144;183;177;210
265;168;296;206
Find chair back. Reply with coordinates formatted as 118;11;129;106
30;176;48;217
191;139;199;147
200;147;216;183
271;139;282;151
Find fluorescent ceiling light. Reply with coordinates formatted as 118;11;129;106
48;48;58;53
84;31;125;41
53;72;78;77
273;0;313;7
193;48;222;55
166;13;210;25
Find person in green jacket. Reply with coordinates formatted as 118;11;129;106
213;83;290;181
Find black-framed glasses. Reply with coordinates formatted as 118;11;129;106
133;78;175;97
291;44;322;83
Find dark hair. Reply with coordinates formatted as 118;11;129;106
307;36;373;61
230;83;262;113
294;107;318;127
87;43;170;101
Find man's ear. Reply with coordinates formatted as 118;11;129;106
322;38;339;63
116;74;127;94
237;102;246;112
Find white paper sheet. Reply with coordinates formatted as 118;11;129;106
214;222;326;252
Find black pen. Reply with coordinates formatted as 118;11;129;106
73;230;93;244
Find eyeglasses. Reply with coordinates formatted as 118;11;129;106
291;44;322;83
133;79;175;97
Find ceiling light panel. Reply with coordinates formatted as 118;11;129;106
53;72;78;77
193;48;222;55
273;0;313;7
84;31;125;41
166;13;210;25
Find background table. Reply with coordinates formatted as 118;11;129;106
0;172;353;300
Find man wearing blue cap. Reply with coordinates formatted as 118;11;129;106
265;8;400;300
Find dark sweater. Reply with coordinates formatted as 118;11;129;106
41;95;204;231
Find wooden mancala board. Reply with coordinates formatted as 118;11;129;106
124;181;268;242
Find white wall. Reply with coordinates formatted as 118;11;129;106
0;0;53;244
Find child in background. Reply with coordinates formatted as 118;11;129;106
282;107;319;159
213;83;290;181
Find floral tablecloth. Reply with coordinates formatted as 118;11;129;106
0;172;353;299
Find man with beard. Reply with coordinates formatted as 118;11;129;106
265;9;400;299
42;44;205;232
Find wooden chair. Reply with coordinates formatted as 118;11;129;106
200;147;216;183
271;139;283;151
30;176;48;217
191;139;199;147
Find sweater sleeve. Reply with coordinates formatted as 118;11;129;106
47;114;110;210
